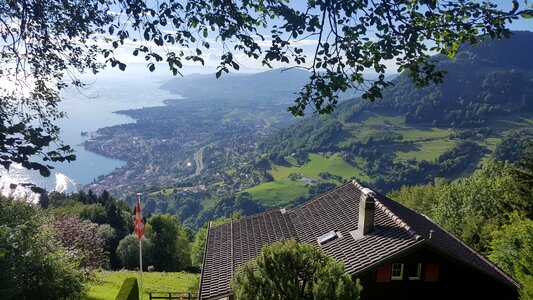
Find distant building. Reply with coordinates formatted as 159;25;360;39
300;175;318;184
199;181;520;300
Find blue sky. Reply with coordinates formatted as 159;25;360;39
103;0;532;76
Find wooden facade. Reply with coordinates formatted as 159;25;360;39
357;247;519;300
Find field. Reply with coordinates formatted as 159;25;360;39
238;111;532;207
244;153;368;206
84;270;200;300
244;178;309;206
394;139;457;161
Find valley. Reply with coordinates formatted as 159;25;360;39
81;32;533;230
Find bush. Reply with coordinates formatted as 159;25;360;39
0;197;87;299
231;239;361;300
115;277;139;300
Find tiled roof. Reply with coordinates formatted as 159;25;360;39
199;180;520;300
199;209;296;300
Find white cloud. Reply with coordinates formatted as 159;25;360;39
255;39;318;47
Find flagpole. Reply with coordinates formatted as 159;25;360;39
137;192;144;297
139;235;143;295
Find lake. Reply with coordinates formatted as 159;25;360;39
0;64;193;198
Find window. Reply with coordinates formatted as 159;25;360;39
408;263;422;280
317;230;341;245
391;263;404;280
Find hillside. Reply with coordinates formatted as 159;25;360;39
252;30;533;202
83;31;533;230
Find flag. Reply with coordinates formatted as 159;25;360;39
134;196;145;240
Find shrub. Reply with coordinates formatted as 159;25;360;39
115;277;139;300
0;198;87;299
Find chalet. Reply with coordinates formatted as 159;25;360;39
199;180;520;300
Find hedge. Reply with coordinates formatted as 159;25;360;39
115;277;139;300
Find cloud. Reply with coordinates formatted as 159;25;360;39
255;39;318;47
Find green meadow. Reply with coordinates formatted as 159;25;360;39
244;178;309;206
239;111;531;207
244;153;368;206
84;270;199;300
394;139;457;162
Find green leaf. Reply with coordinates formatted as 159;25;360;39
520;9;533;19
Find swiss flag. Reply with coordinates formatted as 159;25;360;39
134;196;145;240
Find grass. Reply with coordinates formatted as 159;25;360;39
397;127;452;141
348;111;405;125
485;112;533;129
395;139;457;162
268;163;300;179
268;153;367;182
244;153;369;206
482;137;502;152
299;153;367;180
243;178;309;206
84;270;200;300
201;196;219;210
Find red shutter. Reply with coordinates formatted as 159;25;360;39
376;265;392;283
425;263;440;282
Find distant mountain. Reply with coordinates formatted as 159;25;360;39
264;30;533;156
160;68;311;105
251;30;533;198
159;67;395;109
353;30;533;127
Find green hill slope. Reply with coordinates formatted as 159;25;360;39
251;30;533;204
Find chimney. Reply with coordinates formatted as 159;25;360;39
358;189;376;235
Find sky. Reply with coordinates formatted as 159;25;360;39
98;0;531;79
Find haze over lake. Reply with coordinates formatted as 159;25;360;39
0;64;198;195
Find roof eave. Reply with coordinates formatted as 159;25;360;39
350;239;425;277
198;221;213;300
422;240;522;290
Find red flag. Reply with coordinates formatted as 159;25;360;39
134;196;145;240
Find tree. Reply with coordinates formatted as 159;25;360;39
116;234;155;270
45;190;134;269
51;214;109;269
230;238;361;300
146;213;191;271
489;214;533;300
0;197;87;299
1;0;531;180
96;223;117;256
511;144;533;219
